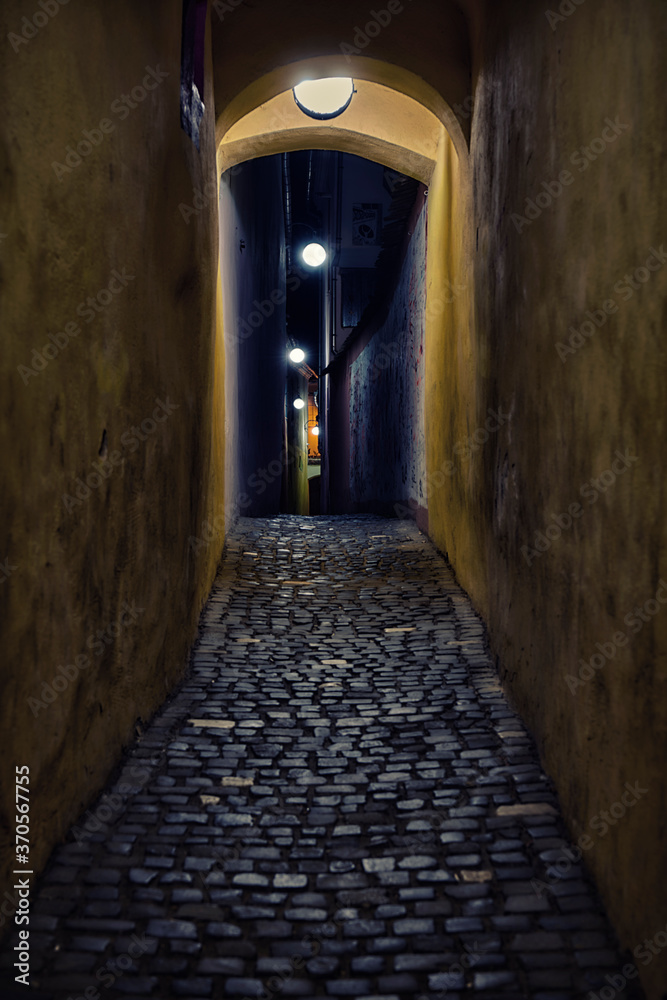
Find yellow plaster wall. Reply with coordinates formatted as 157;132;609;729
424;130;488;610
0;0;225;915
424;3;667;996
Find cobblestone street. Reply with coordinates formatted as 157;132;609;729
1;517;642;1000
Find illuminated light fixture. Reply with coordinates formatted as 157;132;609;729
289;347;306;363
293;398;306;410
293;77;354;120
302;242;327;268
311;425;320;436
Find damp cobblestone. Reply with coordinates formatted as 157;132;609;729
0;517;644;999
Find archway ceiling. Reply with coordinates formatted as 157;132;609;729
218;80;443;184
212;0;473;149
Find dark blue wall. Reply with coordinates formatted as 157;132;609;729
330;191;428;525
220;156;287;517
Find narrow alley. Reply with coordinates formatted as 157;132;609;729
3;2;666;998
2;518;641;1000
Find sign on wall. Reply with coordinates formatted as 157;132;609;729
352;203;383;246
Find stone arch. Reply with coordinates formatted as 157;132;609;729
215;56;470;174
211;0;473;150
217;75;449;183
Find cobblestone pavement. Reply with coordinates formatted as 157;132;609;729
1;517;643;1000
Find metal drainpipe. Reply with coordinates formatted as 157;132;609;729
282;152;292;508
324;152;343;510
320;231;329;514
330;151;343;358
306;150;313;211
282;152;292;274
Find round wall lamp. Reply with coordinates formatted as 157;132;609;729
293;398;306;410
293;78;355;120
289;347;306;363
302;242;327;268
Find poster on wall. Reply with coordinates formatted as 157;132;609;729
352;203;383;245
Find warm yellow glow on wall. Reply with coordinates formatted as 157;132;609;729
218;78;444;184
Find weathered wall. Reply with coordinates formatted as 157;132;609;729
220;156;287;517
424;128;482;608
0;0;224;917
425;2;667;996
330;192;427;523
219;155;286;518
